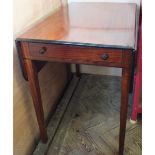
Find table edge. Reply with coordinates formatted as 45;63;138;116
16;38;135;51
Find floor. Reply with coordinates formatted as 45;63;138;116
33;74;142;155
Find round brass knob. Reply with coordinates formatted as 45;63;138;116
101;53;109;60
39;47;47;54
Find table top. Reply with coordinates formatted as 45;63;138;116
18;2;138;50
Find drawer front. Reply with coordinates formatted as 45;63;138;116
28;43;123;65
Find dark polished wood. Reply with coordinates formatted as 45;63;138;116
119;68;131;155
27;42;123;67
16;40;28;80
23;42;48;142
16;2;138;154
75;64;80;77
66;63;72;81
119;52;132;155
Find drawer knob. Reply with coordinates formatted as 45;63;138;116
101;53;109;60
39;47;47;54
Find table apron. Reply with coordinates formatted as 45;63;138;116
20;42;133;68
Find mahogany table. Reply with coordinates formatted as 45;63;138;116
16;3;138;155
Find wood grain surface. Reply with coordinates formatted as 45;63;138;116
25;42;123;67
18;2;137;49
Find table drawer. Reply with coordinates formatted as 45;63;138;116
28;43;123;65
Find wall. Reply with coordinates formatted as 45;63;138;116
13;0;68;155
69;0;140;76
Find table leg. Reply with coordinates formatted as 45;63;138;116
75;64;81;77
66;63;72;81
24;59;48;143
119;68;131;155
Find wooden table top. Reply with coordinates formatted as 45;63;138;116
18;2;138;50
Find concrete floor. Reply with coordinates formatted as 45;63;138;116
33;74;142;155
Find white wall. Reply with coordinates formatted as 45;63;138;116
69;0;140;76
14;0;62;37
